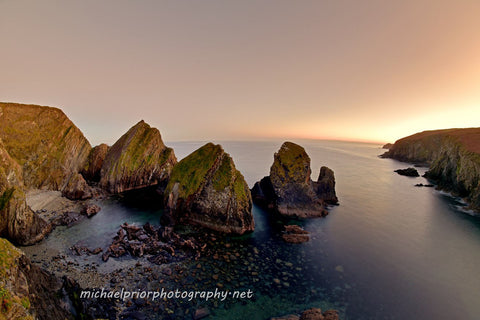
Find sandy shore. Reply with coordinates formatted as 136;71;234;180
26;189;85;222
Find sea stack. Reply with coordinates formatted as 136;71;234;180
163;143;254;235
251;141;338;218
99;120;177;194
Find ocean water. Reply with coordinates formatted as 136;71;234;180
27;140;480;319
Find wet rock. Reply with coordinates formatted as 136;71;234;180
394;167;420;177
83;204;101;218
300;308;324;320
252;142;337;218
282;225;310;243
193;307;210;320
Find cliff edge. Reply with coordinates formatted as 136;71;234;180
381;128;480;212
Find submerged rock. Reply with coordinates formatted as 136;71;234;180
99;120;177;194
252;142;337;218
282;225;310;244
394;167;420;177
164;143;254;235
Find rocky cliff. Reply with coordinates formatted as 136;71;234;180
0;238;74;320
0;103;92;192
0;140;50;245
99;121;176;194
81;143;109;182
381;128;480;212
164;143;254;235
251;142;337;218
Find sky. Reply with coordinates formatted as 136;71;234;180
1;0;479;145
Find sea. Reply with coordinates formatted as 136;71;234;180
24;140;480;319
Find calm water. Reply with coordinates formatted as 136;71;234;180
29;140;480;319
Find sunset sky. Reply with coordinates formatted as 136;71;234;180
1;0;479;145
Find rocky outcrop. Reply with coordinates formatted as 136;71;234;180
381;128;480;212
0;140;50;245
164;143;254;235
394;167;419;177
0;238;74;320
251;142;338;218
282;225;310;243
81;143;109;182
0;103;92;191
99;121;176;194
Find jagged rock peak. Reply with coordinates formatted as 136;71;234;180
164;143;254;235
252;141;337;218
99;120;177;194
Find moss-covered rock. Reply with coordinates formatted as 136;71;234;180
99;120;177;193
0;102;92;191
382;128;480;212
0;238;73;320
164;143;254;234
252;142;337;218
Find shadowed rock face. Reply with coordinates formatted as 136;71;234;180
0;139;50;245
164;143;254;235
99;120;177;194
0;237;80;320
381;128;480;212
82;143;109;182
251;142;337;218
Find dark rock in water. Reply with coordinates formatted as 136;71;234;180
251;142;337;218
382;143;393;149
83;204;101;218
193;307;210;320
314;166;339;205
99;120;176;194
415;183;434;187
282;225;310;244
394;167;419;177
164;143;254;235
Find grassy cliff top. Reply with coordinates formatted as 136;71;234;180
395;128;480;154
166;143;223;198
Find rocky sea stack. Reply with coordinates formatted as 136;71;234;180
164;143;254;235
99;120;177;193
252;142;338;218
382;128;480;212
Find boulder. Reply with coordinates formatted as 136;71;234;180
252;142;337;218
62;173;92;200
282;225;310;244
164;143;254;235
99;120;176;194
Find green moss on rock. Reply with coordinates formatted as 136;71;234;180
99;120;177;193
164;143;253;234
